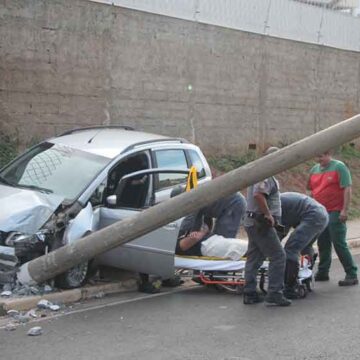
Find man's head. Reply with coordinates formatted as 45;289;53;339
317;150;332;168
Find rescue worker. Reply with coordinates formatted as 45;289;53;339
199;192;247;238
243;147;291;306
308;150;358;285
279;192;329;298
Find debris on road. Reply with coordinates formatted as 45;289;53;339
5;322;17;331
27;326;43;336
37;299;51;309
7;309;19;317
0;282;55;298
1;290;12;297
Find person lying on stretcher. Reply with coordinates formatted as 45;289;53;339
175;214;248;260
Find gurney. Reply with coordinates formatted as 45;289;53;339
175;254;314;297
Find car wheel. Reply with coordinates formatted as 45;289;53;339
55;261;89;289
51;233;91;289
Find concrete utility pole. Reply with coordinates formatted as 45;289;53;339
18;114;360;285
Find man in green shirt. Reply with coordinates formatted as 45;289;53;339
308;150;358;286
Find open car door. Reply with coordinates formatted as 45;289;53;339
94;169;195;278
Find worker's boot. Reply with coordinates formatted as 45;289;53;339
243;291;264;305
338;275;359;286
283;260;300;299
264;292;292;307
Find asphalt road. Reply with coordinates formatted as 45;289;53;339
2;254;360;360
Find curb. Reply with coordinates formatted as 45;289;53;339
0;279;137;315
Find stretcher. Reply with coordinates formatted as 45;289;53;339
175;254;314;297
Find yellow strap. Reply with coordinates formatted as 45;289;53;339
176;255;247;261
185;166;198;192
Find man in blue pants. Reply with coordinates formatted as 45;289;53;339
280;192;329;298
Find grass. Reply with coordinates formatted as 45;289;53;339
209;144;360;220
0;135;18;168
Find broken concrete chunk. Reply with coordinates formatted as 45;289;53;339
5;322;17;331
37;299;51;309
27;326;43;336
95;291;105;299
1;290;12;297
30;286;40;295
7;309;19;317
49;304;60;311
25;309;38;318
43;285;53;293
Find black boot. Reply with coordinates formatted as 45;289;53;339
284;260;299;299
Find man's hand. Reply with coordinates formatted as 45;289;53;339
339;209;348;223
189;231;205;241
264;213;275;227
254;192;275;227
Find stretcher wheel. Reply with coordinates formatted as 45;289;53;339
298;285;307;299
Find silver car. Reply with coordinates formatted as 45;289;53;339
0;126;212;288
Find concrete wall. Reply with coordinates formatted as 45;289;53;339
1;0;360;155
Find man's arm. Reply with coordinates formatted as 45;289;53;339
340;186;352;223
253;192;275;227
178;227;209;251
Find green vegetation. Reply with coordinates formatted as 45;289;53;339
209;143;360;220
0;135;18;168
207;151;257;173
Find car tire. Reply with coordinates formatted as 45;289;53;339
51;233;91;289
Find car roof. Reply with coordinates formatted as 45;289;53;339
49;127;185;159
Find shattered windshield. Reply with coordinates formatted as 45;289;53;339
0;142;110;201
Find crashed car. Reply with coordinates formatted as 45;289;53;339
0;126;212;288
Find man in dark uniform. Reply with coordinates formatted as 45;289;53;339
280;192;329;298
200;192;247;238
243;147;291;307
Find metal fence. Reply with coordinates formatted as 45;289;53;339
92;0;360;51
292;0;359;15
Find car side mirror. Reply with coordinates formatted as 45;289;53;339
106;195;117;206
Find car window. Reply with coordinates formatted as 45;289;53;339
106;152;151;209
188;149;206;179
1;142;110;201
154;149;188;190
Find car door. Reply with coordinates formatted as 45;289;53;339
94;164;184;278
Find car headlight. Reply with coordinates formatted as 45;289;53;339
5;231;48;256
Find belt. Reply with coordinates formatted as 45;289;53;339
247;211;259;219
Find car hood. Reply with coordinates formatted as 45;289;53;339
0;184;64;234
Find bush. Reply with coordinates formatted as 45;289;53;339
0;135;18;168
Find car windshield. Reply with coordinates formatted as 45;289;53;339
0;142;110;201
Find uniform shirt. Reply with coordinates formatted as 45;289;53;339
245;177;281;226
308;159;351;212
280;192;326;228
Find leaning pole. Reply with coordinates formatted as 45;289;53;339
18;114;360;285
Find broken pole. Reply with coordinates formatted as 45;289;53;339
18;114;360;285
